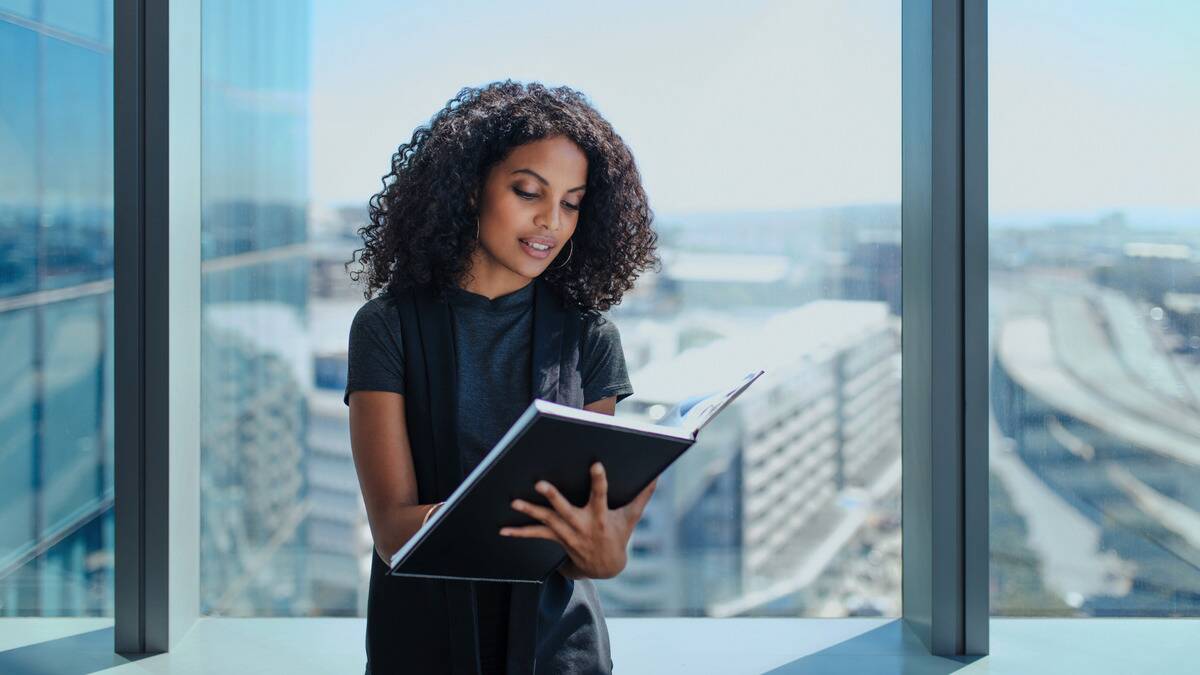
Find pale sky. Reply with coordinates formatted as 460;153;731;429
309;0;1198;218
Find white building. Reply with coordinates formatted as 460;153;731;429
306;299;373;615
599;300;901;617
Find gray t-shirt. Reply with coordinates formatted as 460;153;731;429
342;283;635;414
343;281;633;673
444;281;536;476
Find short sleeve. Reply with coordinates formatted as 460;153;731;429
343;299;405;406
580;314;634;406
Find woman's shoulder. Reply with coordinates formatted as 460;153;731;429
579;307;619;336
576;310;627;372
349;291;411;341
356;283;429;317
353;293;392;321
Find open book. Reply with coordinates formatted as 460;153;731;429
388;368;766;582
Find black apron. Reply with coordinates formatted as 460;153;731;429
364;277;608;675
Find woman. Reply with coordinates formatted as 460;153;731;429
343;80;661;674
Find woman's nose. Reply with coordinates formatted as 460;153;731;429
536;204;564;231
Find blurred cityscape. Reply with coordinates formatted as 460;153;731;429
3;0;1200;624
313;201;905;618
989;214;1200;616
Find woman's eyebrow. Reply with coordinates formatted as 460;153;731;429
510;168;586;193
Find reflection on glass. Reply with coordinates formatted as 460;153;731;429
0;20;37;298
989;1;1200;616
40;0;110;45
0;309;36;563
41;298;107;537
199;0;312;617
0;1;35;21
0;5;115;616
41;38;113;291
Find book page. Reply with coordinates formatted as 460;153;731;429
659;369;765;434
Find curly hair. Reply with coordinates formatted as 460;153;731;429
345;80;660;312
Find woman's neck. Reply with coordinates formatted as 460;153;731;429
459;255;534;300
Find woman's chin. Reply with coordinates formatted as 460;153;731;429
500;258;542;281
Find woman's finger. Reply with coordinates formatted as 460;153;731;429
499;524;563;544
535;480;585;530
588;462;609;516
636;477;658;503
511;499;582;549
625;478;658;521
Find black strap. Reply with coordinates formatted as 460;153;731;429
399;279;579;675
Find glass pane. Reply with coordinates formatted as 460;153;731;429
40;297;106;537
41;36;113;291
200;0;311;616
41;0;107;45
0;8;114;617
203;0;900;619
989;1;1200;616
0;1;35;20
0;19;37;298
0;309;36;568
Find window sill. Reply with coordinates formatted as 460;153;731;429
0;617;1196;674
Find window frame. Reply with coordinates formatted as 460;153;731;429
114;0;202;654
900;0;989;655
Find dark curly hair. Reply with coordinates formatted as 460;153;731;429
346;80;660;312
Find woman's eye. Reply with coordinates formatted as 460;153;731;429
514;187;579;211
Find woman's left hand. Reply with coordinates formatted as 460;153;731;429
500;462;657;580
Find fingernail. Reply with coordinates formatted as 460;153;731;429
511;499;522;508
536;481;549;492
499;529;510;536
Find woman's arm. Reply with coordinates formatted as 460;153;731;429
582;395;617;416
348;390;442;564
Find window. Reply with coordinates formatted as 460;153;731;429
989;0;1200;617
197;0;901;618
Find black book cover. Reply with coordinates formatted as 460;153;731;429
388;369;764;582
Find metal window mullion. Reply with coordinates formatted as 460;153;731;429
961;0;989;656
114;0;146;654
116;0;200;655
901;0;988;657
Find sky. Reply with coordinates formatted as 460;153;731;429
309;0;1198;219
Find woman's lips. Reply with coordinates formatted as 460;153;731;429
519;238;554;259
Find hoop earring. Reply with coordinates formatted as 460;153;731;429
550;239;573;270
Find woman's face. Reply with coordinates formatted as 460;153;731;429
470;135;588;286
